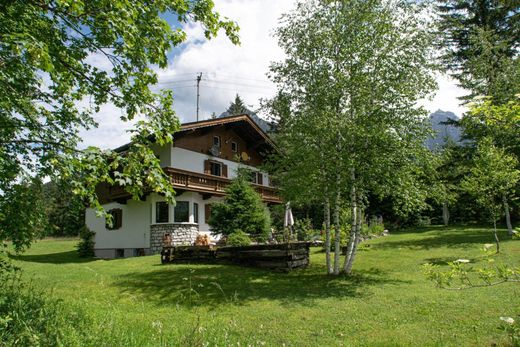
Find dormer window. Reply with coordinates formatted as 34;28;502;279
231;141;238;152
213;136;221;147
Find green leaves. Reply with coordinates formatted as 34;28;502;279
208;176;271;241
0;0;239;250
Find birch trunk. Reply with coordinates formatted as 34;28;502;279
333;182;341;275
493;217;500;254
324;198;332;274
503;195;513;235
442;201;449;226
344;204;362;275
343;170;357;273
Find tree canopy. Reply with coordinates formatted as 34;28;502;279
0;0;239;251
437;0;520;102
268;0;437;275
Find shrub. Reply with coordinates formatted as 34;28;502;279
209;175;271;242
321;226;348;251
294;218;317;241
226;230;252;247
77;226;95;257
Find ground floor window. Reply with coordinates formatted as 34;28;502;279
156;202;169;223
174;201;189;223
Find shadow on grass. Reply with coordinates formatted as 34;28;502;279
371;227;513;251
10;251;96;264
115;263;408;308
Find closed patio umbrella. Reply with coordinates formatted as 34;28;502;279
284;202;294;241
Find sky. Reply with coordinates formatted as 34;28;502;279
80;0;468;150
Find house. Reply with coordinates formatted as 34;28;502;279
85;114;281;258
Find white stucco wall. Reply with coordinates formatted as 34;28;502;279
150;143;172;167
170;147;269;186
86;198;151;250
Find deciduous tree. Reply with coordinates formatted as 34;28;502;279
0;0;239;251
269;0;437;275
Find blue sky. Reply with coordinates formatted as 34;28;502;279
79;0;467;150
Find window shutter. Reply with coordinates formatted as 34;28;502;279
257;173;263;185
204;160;210;174
205;204;212;223
116;209;123;229
222;164;228;177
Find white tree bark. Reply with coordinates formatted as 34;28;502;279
343;170;357;273
333;178;341;275
345;204;362;275
442;201;450;226
503;195;513;235
324;197;332;274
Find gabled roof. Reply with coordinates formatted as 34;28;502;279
178;114;275;149
114;113;275;153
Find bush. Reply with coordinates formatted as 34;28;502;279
294;218;317;241
77;226;95;257
208;175;271;242
226;230;252;247
321;226;349;251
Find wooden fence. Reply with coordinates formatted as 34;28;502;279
161;242;311;271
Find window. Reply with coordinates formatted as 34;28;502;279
213;135;221;147
194;203;199;223
106;208;122;230
250;171;263;185
156;202;169;223
174;201;189;223
210;161;222;176
231;141;238;152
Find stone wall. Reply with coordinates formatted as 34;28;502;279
150;223;199;254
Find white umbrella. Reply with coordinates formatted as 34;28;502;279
284;202;294;228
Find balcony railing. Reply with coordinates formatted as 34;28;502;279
164;167;282;203
105;168;282;203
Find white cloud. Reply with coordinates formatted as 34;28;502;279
80;0;468;150
156;0;295;123
421;73;468;118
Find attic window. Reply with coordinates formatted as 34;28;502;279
231;141;238;152
213;136;221;147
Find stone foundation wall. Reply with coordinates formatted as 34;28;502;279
150;223;199;254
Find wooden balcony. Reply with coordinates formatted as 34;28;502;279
164;167;282;204
103;168;282;204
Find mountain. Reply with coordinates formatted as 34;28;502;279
426;110;462;150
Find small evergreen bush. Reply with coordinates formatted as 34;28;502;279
209;174;271;242
226;230;252;247
77;226;95;257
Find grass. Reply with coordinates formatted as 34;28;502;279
10;226;520;346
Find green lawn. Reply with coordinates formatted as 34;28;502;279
10;226;520;346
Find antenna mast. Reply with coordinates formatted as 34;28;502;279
196;72;202;121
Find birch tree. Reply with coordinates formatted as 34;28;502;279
269;0;436;275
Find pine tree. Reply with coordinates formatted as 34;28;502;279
226;94;249;116
208;173;271;241
437;0;520;102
